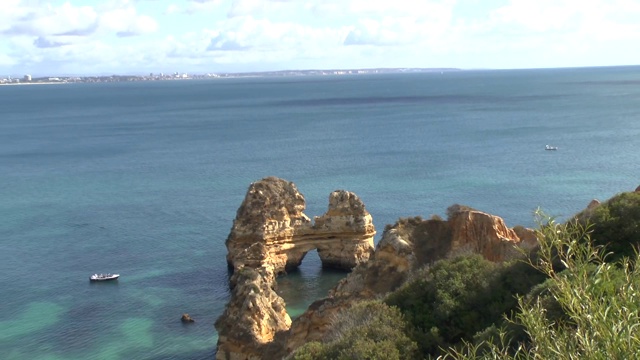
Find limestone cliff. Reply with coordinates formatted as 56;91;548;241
225;177;375;274
215;177;376;360
215;261;290;360
283;209;537;354
216;178;538;359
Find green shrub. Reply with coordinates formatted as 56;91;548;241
577;192;640;260
291;342;325;360
385;254;545;357
440;213;640;360
291;301;419;360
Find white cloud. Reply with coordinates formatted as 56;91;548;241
100;7;158;36
489;0;640;35
205;15;348;66
0;1;157;39
227;0;297;18
1;2;99;37
187;0;224;13
309;0;456;20
0;1;160;75
2;0;639;75
165;4;181;14
477;0;640;61
491;0;579;33
0;52;18;67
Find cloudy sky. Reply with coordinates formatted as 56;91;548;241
1;0;640;76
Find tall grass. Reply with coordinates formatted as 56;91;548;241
440;210;640;360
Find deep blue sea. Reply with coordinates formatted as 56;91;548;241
1;67;639;359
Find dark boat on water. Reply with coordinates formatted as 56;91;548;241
90;273;120;281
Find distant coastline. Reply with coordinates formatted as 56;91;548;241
0;67;460;86
0;81;67;86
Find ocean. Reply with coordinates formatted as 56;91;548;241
1;66;639;359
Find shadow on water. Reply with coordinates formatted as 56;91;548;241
88;280;120;286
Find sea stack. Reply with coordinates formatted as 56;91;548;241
215;178;539;359
215;177;376;360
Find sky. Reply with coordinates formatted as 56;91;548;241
1;0;640;76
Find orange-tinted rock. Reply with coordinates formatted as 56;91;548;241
215;177;376;360
283;210;537;354
180;313;195;323
215;264;290;360
448;210;525;261
216;178;537;359
225;177;375;274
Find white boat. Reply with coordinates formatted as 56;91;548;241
90;273;120;281
545;145;558;150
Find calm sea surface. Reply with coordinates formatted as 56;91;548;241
1;67;639;359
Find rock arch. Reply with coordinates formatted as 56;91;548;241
225;177;376;274
216;177;375;360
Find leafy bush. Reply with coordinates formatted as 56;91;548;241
577;191;640;260
440;213;640;360
291;301;419;360
385;254;545;357
384;215;425;233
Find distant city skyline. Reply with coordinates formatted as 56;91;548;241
2;0;640;77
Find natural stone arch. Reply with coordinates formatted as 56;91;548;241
216;177;539;360
225;177;376;275
216;177;376;360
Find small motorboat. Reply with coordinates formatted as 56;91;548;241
545;145;558;150
90;273;120;281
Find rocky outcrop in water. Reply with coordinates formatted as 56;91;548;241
215;178;538;359
224;177;375;274
215;259;290;360
180;313;195;323
215;177;376;360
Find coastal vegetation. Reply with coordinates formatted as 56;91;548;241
292;301;419;360
292;191;640;360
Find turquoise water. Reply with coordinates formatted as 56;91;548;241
1;67;639;359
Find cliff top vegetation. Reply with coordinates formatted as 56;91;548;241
293;190;640;360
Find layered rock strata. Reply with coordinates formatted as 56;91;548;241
224;177;376;274
282;209;537;354
215;177;376;360
216;177;538;359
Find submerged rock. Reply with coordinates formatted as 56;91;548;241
180;313;195;323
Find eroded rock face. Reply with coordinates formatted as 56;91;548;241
215;263;290;360
215;177;376;360
314;190;377;270
216;178;538;359
225;177;375;274
225;177;312;273
283;209;538;354
448;210;525;261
